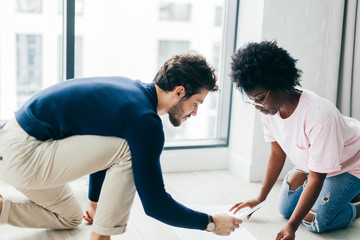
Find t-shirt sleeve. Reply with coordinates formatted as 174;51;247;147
307;122;343;173
125;114;208;230
261;115;276;142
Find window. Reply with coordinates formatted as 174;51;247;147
0;0;62;118
212;41;221;70
73;0;234;147
74;36;83;78
159;2;192;21
16;0;42;13
58;35;83;81
1;0;237;149
16;34;42;107
158;40;190;68
214;6;222;27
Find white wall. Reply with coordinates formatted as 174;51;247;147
227;0;273;182
262;0;345;103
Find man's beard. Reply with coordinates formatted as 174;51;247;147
168;99;186;127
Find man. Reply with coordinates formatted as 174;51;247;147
0;52;242;240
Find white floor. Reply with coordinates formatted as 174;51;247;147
0;170;359;240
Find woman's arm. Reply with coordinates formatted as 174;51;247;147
258;141;287;201
231;142;287;215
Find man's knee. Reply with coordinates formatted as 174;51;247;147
60;210;83;228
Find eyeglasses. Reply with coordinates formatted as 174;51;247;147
245;90;270;108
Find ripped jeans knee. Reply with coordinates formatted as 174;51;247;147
302;194;331;233
279;171;360;233
303;187;358;233
302;210;320;233
278;170;306;219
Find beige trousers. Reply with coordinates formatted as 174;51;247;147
0;126;135;235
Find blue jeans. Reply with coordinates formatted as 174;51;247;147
278;170;360;233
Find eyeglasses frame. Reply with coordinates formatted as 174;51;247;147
245;90;271;108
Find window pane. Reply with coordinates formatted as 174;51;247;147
214;6;222;27
159;2;192;21
16;0;42;13
0;0;62;119
75;36;83;78
158;40;190;68
16;34;42;108
74;0;227;143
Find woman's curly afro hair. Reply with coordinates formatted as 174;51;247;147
230;41;302;94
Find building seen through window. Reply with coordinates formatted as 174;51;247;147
214;6;222;27
16;0;42;13
159;2;192;21
158;40;190;69
16;34;42;108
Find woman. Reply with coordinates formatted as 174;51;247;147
229;41;360;240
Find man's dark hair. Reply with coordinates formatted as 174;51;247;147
230;41;302;94
153;52;219;99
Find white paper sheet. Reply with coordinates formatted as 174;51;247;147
172;205;258;240
173;227;257;240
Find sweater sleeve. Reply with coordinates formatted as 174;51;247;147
126;114;209;230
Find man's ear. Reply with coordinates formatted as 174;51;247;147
173;86;186;99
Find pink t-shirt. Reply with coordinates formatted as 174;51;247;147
261;89;360;178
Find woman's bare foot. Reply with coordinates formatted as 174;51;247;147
83;200;97;224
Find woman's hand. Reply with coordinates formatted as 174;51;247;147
229;199;262;219
276;224;296;240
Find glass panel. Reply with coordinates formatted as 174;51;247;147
158;40;190;68
16;0;42;13
0;0;62;119
16;34;42;108
74;0;226;142
159;2;192;21
214;6;222;27
75;36;83;78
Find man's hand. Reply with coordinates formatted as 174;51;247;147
83;200;97;224
276;224;296;240
229;198;262;219
212;214;242;236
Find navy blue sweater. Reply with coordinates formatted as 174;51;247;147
15;76;208;230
